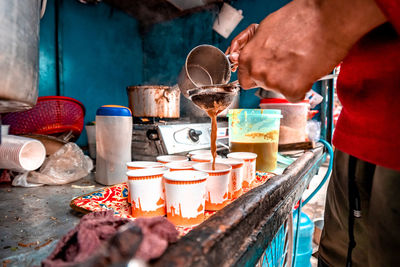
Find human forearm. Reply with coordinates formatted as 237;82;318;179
230;0;388;102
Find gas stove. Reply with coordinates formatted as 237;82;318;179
131;118;229;161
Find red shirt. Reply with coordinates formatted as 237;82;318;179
333;1;400;171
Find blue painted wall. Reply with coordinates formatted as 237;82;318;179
142;0;291;108
39;0;142;145
39;0;292;146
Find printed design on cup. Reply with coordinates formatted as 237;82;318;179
164;178;206;226
164;179;206;185
206;191;229;211
242;159;256;188
204;172;230;211
128;174;166;217
229;164;244;199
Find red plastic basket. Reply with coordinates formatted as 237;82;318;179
2;96;85;139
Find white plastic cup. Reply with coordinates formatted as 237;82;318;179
85;125;96;159
0;135;46;172
193;162;232;211
216;158;244;199
164;161;196;172
164;170;208;226
213;3;244;38
227;152;257;189
126;161;166;204
126;167;168;217
156;155;188;164
191;153;221;163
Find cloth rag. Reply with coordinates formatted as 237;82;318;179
42;211;178;267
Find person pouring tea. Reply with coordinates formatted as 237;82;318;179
227;0;400;265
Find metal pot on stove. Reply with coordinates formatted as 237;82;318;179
127;85;180;118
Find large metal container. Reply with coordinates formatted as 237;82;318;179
0;0;41;113
127;85;180;118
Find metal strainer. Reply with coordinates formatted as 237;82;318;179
187;81;240;114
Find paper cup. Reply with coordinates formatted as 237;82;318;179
126;167;168;217
227;152;257;188
216;158;244;199
164;161;197;172
191;153;221;163
156;155;188;164
193;163;231;211
187;149;211;159
126;161;166;204
164;170;208;226
0;135;46;172
126;161;165;170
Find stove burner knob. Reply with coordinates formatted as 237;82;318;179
188;129;202;142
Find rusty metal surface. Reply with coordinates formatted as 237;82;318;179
0;173;103;267
151;144;324;266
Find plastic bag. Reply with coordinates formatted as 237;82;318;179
12;143;93;186
306;120;321;142
12;172;44;187
306;90;324;109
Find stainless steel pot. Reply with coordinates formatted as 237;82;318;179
127;85;180;118
0;0;44;113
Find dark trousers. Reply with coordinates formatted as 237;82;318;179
318;150;400;267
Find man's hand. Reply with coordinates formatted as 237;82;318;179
225;24;258;72
229;0;386;102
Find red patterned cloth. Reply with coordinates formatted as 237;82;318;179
71;172;275;236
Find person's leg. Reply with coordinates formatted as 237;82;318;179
318;149;375;266
368;165;400;266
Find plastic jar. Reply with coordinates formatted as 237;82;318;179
95;105;132;185
260;99;309;144
228;109;282;172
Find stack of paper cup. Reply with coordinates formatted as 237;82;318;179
164;161;196;172
126;167;168;217
126;161;165;204
187;149;211;159
164;170;208;226
193;163;232;211
191;153;221;163
127;161;164;170
156;155;188;164
0;135;46;172
216;158;244;199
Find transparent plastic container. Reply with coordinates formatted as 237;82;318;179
228;109;282;172
260;98;309;144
